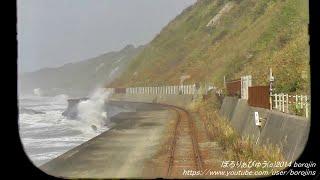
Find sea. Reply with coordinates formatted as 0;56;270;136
18;89;113;166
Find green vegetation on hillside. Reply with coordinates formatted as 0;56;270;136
111;0;309;94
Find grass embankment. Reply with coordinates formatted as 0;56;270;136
189;94;284;172
111;0;309;94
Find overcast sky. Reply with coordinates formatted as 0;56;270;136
17;0;196;73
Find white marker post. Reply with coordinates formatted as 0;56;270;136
254;112;261;127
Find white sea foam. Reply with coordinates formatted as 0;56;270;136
31;152;62;160
33;88;42;96
19;89;113;166
76;88;111;135
22;136;87;147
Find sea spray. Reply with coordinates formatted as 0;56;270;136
53;94;69;104
33;88;42;96
77;88;111;135
19;91;112;166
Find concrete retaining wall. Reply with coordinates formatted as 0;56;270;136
219;96;238;120
219;97;310;161
110;94;194;109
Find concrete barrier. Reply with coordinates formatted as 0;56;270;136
62;94;194;124
109;94;194;109
219;96;238;120
219;97;310;161
62;98;88;119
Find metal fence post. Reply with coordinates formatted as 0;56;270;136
286;94;289;113
282;94;285;112
186;85;189;94
275;94;278;109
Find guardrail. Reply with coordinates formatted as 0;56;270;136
126;85;197;95
271;93;310;118
106;84;219;96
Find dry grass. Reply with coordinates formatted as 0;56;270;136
192;94;284;172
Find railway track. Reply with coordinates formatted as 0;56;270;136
164;105;203;177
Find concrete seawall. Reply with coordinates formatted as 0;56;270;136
41;102;176;178
109;94;194;109
61;94;194;121
219;97;310;161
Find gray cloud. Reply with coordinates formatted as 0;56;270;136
18;0;196;73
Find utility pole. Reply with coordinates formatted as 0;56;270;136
269;68;275;110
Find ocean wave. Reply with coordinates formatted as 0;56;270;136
19;107;45;115
19;91;111;166
22;136;89;145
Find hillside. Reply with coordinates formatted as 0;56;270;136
111;0;309;94
19;45;144;97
